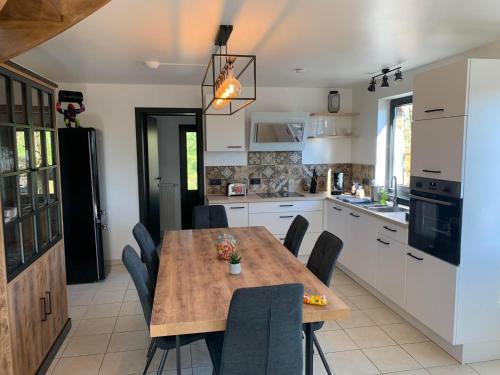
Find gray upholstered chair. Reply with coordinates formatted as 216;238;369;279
283;215;309;257
305;231;343;375
122;245;206;374
192;205;228;229
206;284;304;375
132;222;160;288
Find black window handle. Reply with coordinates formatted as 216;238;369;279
349;213;360;218
407;252;424;261
279;215;294;218
422;169;442;174
383;225;397;233
279;204;294;207
41;298;47;322
333;206;342;211
230;206;245;209
424;108;444;113
227;145;242;149
377;238;390;245
45;291;52;315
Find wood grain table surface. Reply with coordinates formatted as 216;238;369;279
150;226;350;337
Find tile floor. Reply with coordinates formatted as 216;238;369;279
45;264;500;375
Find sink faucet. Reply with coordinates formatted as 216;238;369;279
391;176;398;207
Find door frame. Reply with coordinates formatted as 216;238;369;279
135;108;204;237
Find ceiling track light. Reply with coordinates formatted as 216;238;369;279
367;66;403;92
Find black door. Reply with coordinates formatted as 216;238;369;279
146;116;161;243
179;125;203;229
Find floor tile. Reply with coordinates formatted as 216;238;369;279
46;357;59;375
363;307;405;325
331;271;355;286
68;283;99;294
380;323;429;344
85;303;122;319
63;333;111;357
386;370;430;375
53;354;104;375
348;295;385;310
320;320;342;331
114;315;148;332
402;342;458;367
337;310;375;329
192;367;212;375
191;341;212;368
74;317;117;336
107;331;150;352
364;345;422;373
325;349;380;375
91;289;127;305
120;301;143;316
469;360;500;374
427;364;478;374
69;305;89;320
345;326;396;349
68;290;97;306
336;283;370;297
124;289;139;302
99;349;156;374
315;329;359;353
162;345;192;370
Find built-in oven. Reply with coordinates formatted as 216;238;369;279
408;176;462;266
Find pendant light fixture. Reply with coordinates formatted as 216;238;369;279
367;66;403;92
202;25;256;115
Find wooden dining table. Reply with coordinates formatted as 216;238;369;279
151;226;350;375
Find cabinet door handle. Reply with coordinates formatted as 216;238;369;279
227;145;242;149
422;169;442;174
279;204;294;207
407;252;424;261
45;291;52;315
349;213;360;218
41;298;47;322
377;238;390;245
383;225;397;233
424;108;444;113
279;237;285;241
230;206;245;209
279;215;294;218
333;206;342;211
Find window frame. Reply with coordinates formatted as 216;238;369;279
386;95;413;204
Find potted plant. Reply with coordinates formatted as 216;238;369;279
228;252;242;275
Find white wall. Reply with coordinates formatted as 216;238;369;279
351;40;500;165
58;83;351;260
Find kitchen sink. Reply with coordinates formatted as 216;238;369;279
368;206;408;213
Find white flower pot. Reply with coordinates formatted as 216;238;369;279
229;263;241;275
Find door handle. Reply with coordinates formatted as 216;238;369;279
407;252;424;261
227;145;242;149
279;215;294;219
333;206;342;211
383;225;397;232
279;204;294;207
377;238;390;245
349;213;360;218
422;169;442;174
424;108;444;113
45;291;52;315
41;298;47;322
230;206;245;209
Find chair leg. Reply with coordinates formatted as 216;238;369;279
147;339;155;358
157;350;169;375
313;333;333;375
143;343;158;375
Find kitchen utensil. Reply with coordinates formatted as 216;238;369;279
227;182;246;196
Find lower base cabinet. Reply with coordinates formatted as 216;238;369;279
375;234;405;307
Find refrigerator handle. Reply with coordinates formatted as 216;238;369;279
88;131;102;279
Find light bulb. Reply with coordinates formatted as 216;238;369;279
212;67;242;110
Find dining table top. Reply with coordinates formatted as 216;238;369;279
150;226;350;337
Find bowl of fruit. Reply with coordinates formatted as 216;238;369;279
216;233;236;260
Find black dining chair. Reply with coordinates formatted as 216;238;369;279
206;284;304;375
132;222;160;288
283;215;309;257
122;245;206;375
305;231;343;375
192;205;228;229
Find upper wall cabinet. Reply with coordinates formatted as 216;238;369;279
205;109;246;152
413;60;469;121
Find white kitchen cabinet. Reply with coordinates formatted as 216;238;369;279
325;201;351;266
413;60;469;121
249;211;322;236
205;109;246;151
275;232;321;257
375;234;405;307
411;116;466;182
221;203;249;227
405;247;458;343
377;222;408;244
249;200;322;214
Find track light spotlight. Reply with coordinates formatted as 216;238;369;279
368;78;376;92
381;74;389;87
394;69;403;82
367;66;403;93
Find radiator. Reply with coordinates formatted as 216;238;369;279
159;182;180;232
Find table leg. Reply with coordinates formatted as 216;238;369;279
176;335;181;375
305;323;313;375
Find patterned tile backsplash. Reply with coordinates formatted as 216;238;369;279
206;151;375;195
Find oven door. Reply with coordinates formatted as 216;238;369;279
409;192;462;265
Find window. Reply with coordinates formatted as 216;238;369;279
185;132;198;191
387;96;413;197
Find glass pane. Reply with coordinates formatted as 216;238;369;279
34;130;44;168
37;208;50;249
392;102;413;187
1;176;18;223
49;205;60;240
32;88;42;126
12;80;26;124
35;170;47;207
19;173;32;215
4;223;22;273
21;216;36;262
0;126;15;172
16;128;29;170
42;92;53;127
45;131;55;165
48;168;57;203
186;132;198;191
0;75;8;122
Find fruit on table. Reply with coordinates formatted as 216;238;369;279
216;233;236;260
303;294;328;305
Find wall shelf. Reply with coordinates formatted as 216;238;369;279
310;112;360;117
307;135;357;139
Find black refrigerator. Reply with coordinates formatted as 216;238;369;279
58;127;105;284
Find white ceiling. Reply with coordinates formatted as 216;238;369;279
12;0;500;87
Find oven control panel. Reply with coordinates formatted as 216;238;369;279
410;176;462;198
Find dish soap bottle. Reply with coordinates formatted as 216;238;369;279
309;169;318;194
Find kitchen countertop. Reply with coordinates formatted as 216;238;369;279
206;192;409;227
